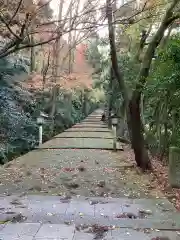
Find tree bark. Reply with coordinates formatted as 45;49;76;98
30;18;35;72
160;24;174;48
129;0;180;169
68;1;73;74
30;39;35;72
50;0;64;129
106;0;180;170
106;0;131;135
129;91;151;170
107;67;113;127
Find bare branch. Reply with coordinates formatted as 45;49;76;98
0;0;175;60
8;0;23;24
0;14;20;39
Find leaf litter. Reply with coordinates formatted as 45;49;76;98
124;144;180;211
0;142;176;228
75;224;109;240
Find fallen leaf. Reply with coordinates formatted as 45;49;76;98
62;168;76;172
103;168;116;173
115;213;137;219
11;213;27;223
5;212;16;215
60;195;71;203
77;166;86;172
89;200;99;205
97;180;105;188
10;199;22;206
26;170;32;176
139;209;153;215
28;185;42;192
64;181;79;189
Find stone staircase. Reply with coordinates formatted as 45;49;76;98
0;109;179;239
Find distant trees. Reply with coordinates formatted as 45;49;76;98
0;0;104;59
86;0;180;170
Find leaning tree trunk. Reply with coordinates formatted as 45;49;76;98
106;0;180;170
128;0;180;170
30;36;35;72
107;67;113;128
129;92;151;170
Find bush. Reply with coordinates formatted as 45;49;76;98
0;54;99;164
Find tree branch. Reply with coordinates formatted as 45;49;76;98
136;0;180;93
0;14;20;39
8;0;23;24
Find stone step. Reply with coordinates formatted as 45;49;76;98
72;125;107;128
0;195;179;229
0;222;179;240
55;131;113;139
37;138;123;150
65;128;110;132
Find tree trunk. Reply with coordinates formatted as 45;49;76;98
68;2;73;74
81;90;85;115
71;0;80;67
129;92;151;170
128;0;180;169
82;90;89;116
107;67;113;127
42;49;50;90
64;91;72;120
30;36;35;72
106;0;179;170
50;0;64;131
160;122;168;163
106;0;131;134
160;24;173;48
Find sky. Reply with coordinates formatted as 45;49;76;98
50;0;86;18
49;0;128;40
50;0;108;39
50;0;58;14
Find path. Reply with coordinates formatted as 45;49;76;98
0;109;179;239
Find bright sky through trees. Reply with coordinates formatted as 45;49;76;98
50;0;109;39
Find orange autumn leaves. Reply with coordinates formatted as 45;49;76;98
24;43;93;92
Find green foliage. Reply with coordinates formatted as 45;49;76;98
87;34;180;159
87;39;139;115
143;36;180;155
0;54;98;164
0;56;30;77
86;38;103;71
